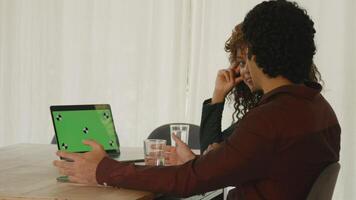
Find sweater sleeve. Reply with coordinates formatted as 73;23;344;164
199;99;235;152
96;110;275;198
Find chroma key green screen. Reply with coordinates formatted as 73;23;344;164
51;105;119;153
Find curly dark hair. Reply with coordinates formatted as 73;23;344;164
225;15;322;122
225;24;263;122
242;0;317;84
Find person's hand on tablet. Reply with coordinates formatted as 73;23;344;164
53;139;107;185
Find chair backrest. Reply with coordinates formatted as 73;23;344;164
147;123;200;149
306;162;340;200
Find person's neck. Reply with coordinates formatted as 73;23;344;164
260;76;294;94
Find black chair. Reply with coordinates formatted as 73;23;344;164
148;123;200;149
306;162;340;200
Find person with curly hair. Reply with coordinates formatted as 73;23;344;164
198;23;263;154
163;24;263;166
165;22;323;166
54;1;340;199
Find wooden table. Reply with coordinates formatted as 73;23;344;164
0;144;154;200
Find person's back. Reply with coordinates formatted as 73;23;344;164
227;83;340;199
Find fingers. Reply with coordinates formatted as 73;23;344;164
163;145;177;166
164;154;175;166
222;70;231;83
220;69;240;84
229;67;243;85
164;147;176;156
164;145;175;153
58;168;76;176
68;176;81;184
220;69;234;82
235;66;241;74
227;68;243;86
171;133;184;146
53;160;75;169
68;175;92;185
227;69;235;80
56;151;82;161
228;62;237;70
53;160;76;176
234;76;244;85
83;140;104;151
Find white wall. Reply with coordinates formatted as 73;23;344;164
0;0;355;199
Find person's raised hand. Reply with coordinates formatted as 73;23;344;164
212;67;244;104
164;134;196;165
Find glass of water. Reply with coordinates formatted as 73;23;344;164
143;139;166;166
170;124;190;146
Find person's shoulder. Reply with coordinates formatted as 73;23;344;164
247;100;283;119
236;100;289;141
236;106;277;140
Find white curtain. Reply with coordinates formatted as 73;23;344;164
0;0;192;147
0;0;355;199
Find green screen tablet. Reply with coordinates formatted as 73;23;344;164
50;104;120;154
